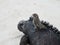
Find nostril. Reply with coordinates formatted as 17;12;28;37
20;23;23;26
18;23;23;28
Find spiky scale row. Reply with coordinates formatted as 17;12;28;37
41;20;60;35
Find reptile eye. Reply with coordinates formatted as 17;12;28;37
29;17;33;21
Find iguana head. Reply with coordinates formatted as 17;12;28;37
17;17;36;35
17;13;47;35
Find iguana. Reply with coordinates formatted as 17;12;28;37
17;14;60;45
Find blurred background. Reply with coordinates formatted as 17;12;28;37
0;0;60;45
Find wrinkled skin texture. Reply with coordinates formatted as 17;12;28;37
18;14;60;45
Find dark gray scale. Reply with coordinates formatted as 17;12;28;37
57;31;60;34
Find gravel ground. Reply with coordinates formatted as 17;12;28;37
0;0;60;45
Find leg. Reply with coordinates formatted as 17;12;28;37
20;35;30;45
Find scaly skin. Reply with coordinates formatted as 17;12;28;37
20;35;30;45
18;14;60;45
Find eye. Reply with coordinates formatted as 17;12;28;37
29;17;33;21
